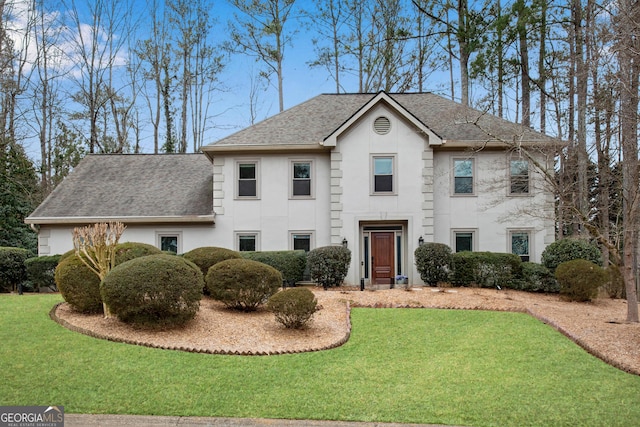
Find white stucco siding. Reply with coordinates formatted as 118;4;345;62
334;105;430;285
433;150;553;262
212;153;332;251
36;224;216;256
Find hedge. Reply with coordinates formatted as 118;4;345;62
307;246;351;289
450;251;522;288
0;247;32;292
242;250;306;286
25;255;61;291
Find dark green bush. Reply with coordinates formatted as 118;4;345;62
0;247;33;292
205;258;281;311
114;242;162;265
54;255;103;313
414;243;452;286
307;246;351;289
242;250;306;286
555;259;608;302
101;254;203;328
514;262;559;293
182;246;242;277
25;255;61;291
267;287;318;329
542;238;602;272
451;252;522;288
604;265;625;299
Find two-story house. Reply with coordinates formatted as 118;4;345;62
26;91;559;286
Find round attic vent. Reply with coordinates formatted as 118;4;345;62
373;116;391;135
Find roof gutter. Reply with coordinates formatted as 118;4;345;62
24;215;216;225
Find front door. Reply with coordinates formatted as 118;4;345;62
371;232;394;285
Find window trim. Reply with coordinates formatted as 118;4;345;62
452;229;477;252
235;160;260;199
156;231;182;254
508;156;531;196
371;154;396;195
452;157;475;196
289;231;314;252
235;232;260;252
290;159;314;199
508;229;532;262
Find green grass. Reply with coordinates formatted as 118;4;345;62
1;294;639;426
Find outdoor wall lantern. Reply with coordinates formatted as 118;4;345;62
418;235;424;246
342;237;348;248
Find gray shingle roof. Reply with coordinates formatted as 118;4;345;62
203;92;559;149
26;154;213;223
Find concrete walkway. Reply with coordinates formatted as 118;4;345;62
65;414;460;427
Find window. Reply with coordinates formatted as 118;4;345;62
237;233;258;251
237;162;258;198
454;231;474;252
453;159;474;194
510;158;530;194
292;161;312;197
510;230;531;262
291;233;312;252
373;156;394;193
156;232;181;254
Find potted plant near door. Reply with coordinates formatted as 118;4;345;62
395;274;408;286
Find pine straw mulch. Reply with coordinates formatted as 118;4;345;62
51;286;640;376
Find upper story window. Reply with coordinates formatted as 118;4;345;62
292;161;312;197
237;161;258;198
373;156;394;193
510;158;530;194
453;158;474;194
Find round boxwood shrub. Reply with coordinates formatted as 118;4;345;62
542;238;602;272
205;258;282;311
603;265;625;299
114;242;163;265
307;246;351;289
183;246;242;277
267;287;318;329
555;259;608;302
101;254;203;328
54;255;103;313
415;243;452;286
0;247;32;292
515;262;559;293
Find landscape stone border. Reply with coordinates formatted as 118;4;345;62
50;300;639;375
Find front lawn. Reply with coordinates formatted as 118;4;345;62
1;294;639;426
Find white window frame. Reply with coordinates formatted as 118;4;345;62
235;160;260;199
290;159;314;199
289;231;314;252
452;157;475;196
371;154;396;194
508;156;531;196
452;229;477;252
156;231;182;254
508;229;533;262
235;232;260;252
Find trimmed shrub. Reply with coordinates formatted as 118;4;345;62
183;246;242;277
101;254;203;328
206;258;282;311
267;287;318;329
0;247;33;292
25;255;61;291
55;255;103;313
555;259;608;302
514;262;559;293
242;250;306;286
415;243;452;286
114;242;162;265
451;252;522;288
542;238;602;272
604;265;625;299
307;246;351;289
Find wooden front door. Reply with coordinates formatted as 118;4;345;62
371;232;394;285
